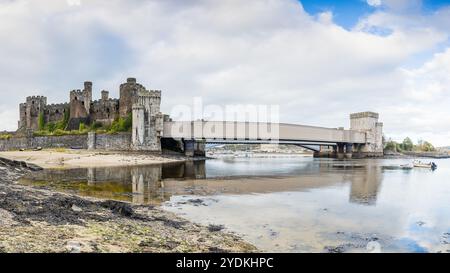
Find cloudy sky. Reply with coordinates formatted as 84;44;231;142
0;0;449;146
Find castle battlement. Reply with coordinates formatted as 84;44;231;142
26;95;47;102
47;102;69;106
70;89;83;94
138;89;162;98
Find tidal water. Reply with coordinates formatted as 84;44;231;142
20;157;450;253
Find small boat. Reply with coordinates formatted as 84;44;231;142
413;160;437;170
383;164;413;170
400;164;414;170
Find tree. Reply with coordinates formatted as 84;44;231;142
384;140;398;152
420;141;435;152
401;137;414;151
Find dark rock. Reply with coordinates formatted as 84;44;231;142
208;247;229;253
26;163;43;171
208;224;225;232
100;200;134;217
324;245;346;253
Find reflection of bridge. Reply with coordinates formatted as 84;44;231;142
160;112;383;158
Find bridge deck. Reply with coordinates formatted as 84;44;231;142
162;121;366;144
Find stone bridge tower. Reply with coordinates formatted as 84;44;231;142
130;80;163;152
350;112;383;157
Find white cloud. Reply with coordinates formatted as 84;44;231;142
317;11;334;24
0;0;449;145
367;0;382;7
67;0;81;6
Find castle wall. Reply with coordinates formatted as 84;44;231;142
90;132;132;150
0;134;88;151
0;133;134;151
90;99;119;125
44;103;69;124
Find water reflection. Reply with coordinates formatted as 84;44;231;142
348;162;383;206
20;161;206;205
20;158;384;206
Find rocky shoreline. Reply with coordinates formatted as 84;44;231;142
0;161;257;253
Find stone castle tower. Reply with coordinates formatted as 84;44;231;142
18;96;47;130
67;81;93;130
18;78;164;152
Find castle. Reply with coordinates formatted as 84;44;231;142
18;78;165;151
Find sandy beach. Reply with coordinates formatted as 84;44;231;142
0;149;186;169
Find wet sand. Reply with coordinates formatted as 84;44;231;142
0;149;185;169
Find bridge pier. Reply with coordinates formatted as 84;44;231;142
337;143;345;159
345;143;353;159
183;140;206;157
332;145;338;158
313;145;336;158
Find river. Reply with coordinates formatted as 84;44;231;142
20;156;450;253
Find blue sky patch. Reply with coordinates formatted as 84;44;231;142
299;0;450;29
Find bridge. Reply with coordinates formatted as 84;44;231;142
155;112;383;159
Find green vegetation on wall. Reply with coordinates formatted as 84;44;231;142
108;113;132;134
0;133;13;140
38;112;45;131
33;111;133;136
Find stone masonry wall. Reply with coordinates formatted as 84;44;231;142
0;135;88;151
93;133;131;150
0;133;132;151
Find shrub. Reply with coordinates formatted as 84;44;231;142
0;134;13;140
46;122;56;132
91;121;103;130
109;114;132;133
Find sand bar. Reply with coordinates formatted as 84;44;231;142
0;149;186;169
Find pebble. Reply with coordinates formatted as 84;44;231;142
71;204;83;212
66;241;82;253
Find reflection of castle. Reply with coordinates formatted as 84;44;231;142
18;78;163;133
86;161;207;205
348;163;383;206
